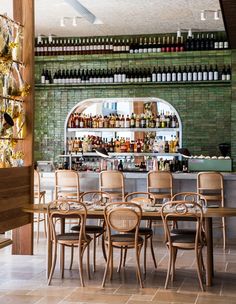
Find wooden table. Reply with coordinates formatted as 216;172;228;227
22;204;236;287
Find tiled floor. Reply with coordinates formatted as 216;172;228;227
0;232;236;304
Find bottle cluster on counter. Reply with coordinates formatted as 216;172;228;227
67;111;179;129
40;64;231;85
67;135;179;154
35;32;229;57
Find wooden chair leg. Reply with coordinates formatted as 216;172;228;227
109;247;113;281
150;235;157;269
48;242;57;285
101;233;107;262
60;245;65;279
196;247;205;291
36;214;40;243
78;246;85;287
117;247;123;273
93;233;97;272
135;244;144;288
69;246;74;270
165;246;173;289
222;217;226;250
171;248;177;282
123;247;127;267
86;244;91;280
102;244;112;287
143;237;147;275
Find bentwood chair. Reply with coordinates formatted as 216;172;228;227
125;192;157;274
197;172;226;249
55;170;82;200
70;191;111;272
147;171;173;203
102;202;144;288
161;200;206;291
99;170;125;201
47;199;91;286
34;169;47;242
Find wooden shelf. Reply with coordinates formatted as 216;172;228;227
59;152;179;157
0;137;24;140
68;127;180;132
35;49;231;63
0;95;24;103
35;80;231;90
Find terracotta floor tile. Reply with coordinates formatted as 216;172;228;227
0;294;42;304
196;294;236;304
65;292;130;303
152;290;197;303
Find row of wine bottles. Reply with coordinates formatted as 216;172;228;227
35;32;229;57
67;135;179;154
67;112;179;129
41;64;231;85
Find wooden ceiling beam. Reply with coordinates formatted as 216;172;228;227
219;0;236;49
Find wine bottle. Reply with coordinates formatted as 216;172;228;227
151;67;157;82
166;66;171;82
157;66;162;82
197;65;203;81
177;66;182;82
182;66;187;82
208;65;213;81
203;65;208;81
226;65;231;80
41;69;46;84
171;66;177;82
193;65;198;81
161;66;167;82
213;65;219;81
187;66;193;81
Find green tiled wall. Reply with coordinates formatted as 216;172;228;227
34;49;234;167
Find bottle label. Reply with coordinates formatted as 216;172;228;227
41;76;45;84
193;72;198;81
214;71;218;81
152;74;157;82
198;72;202;81
177;73;182;81
157;73;162;82
208;71;213;81
203;72;208;81
226;74;231;81
182;73;187;82
172;74;176;82
188;73;192;81
162;74;166;82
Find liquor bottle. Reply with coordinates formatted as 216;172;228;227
138;37;143;53
118;160;123;171
53;71;58;84
190;34;195;51
152;37;157;53
143;37;148;53
45;69;50;84
130;113;135;128
214;35;219;49
125;115;130;128
148;37;153;53
135;114;140;128
224;37;229;49
218;35;224;49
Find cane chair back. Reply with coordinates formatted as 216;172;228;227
47;199;91;286
197;172;226;249
70;191;111;272
102;202;144;288
99;170;125;201
161;200;205;291
34;170;46;241
147;171;173;201
55;170;81;200
171;192;207;207
124;191;157;274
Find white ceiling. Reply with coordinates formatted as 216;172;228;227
1;0;225;37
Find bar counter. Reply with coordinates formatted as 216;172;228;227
40;171;236;238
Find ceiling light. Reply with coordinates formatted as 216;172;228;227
37;34;42;44
200;10;206;21
60;17;65;27
177;29;181;38
64;0;103;25
214;10;220;20
72;17;77;26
